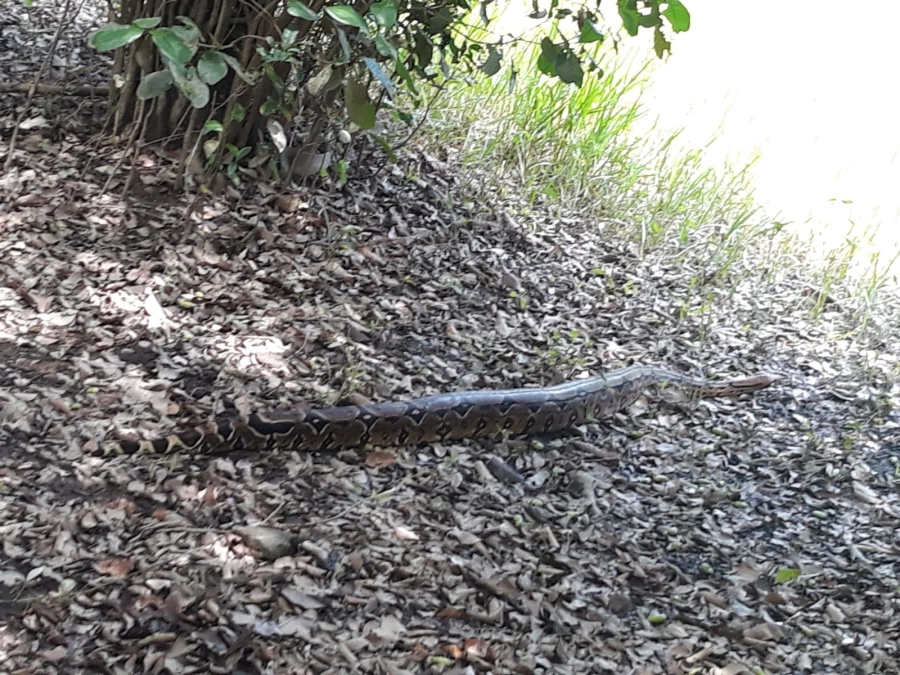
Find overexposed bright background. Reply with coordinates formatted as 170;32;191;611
499;0;900;277
637;0;900;260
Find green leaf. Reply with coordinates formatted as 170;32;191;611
617;0;640;36
166;60;209;108
426;6;454;35
556;53;583;87
507;67;517;94
179;78;210;108
282;26;299;49
775;568;801;584
362;57;395;97
233;146;251;161
653;26;671;58
171;27;201;55
263;63;284;88
132;17;162;30
197;51;228;85
368;133;397;162
536;52;555;77
325;6;368;32
663;0;691;32
220;53;258;85
369;0;398;29
374;32;397;58
151;28;193;65
335;28;352;63
228;103;246;123
539;37;558;64
344;80;376;129
166;58;188;83
89;22;145;52
262;47;291;64
412;31;433;70
259;99;281;116
536;38;558;77
307;65;335;96
287;0;320;21
177;16;201;29
136;70;173;99
203;120;224;133
174;68;210;108
393;59;419;96
638;11;659;28
578;19;604;44
480;45;502;76
647;611;667;625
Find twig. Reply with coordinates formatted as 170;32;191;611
391;81;446;152
100;97;145;195
174;98;206;193
120;97;153;198
0;83;106;96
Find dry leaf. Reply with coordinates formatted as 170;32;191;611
93;557;134;578
365;451;396;468
393;526;419;541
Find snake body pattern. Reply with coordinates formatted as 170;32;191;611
102;366;778;456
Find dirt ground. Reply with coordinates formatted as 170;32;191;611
1;3;898;674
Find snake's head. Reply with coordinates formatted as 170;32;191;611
752;373;783;388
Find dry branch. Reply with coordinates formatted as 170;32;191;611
0;83;106;96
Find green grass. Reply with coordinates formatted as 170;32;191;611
419;39;770;296
413;34;900;341
798;221;900;329
417;38;767;280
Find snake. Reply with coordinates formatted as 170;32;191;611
100;366;779;456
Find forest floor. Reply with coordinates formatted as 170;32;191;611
0;3;899;675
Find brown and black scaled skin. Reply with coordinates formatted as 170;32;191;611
101;366;780;457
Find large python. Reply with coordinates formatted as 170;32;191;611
101;366;779;456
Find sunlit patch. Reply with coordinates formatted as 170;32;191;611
495;1;900;285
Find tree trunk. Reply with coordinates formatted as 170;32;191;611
107;0;335;177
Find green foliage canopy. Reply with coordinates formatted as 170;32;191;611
87;0;690;181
